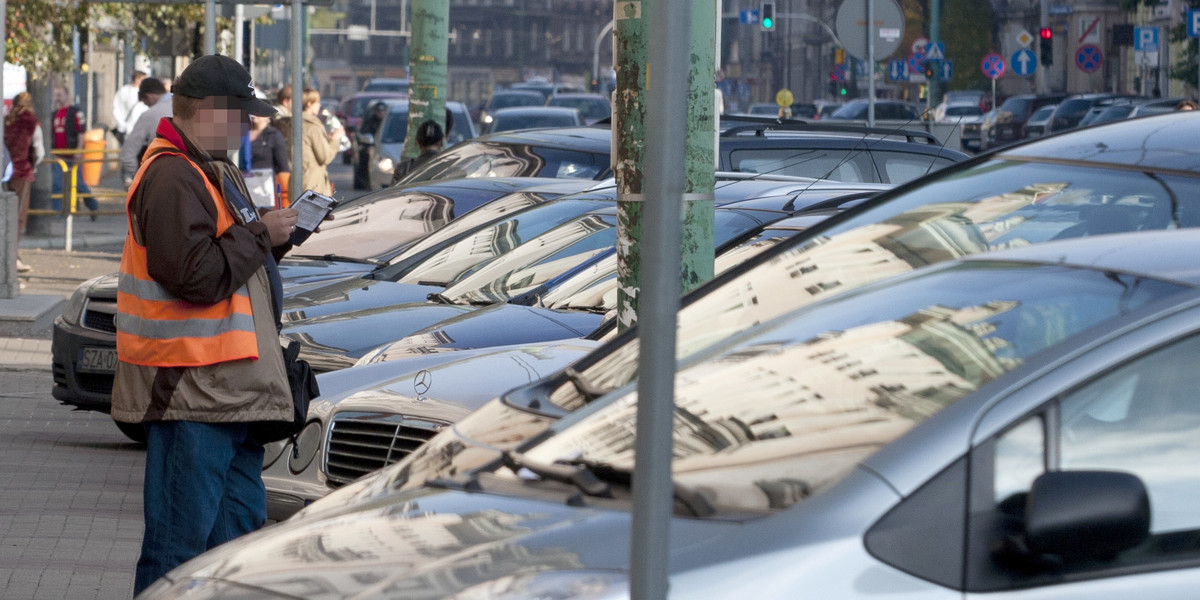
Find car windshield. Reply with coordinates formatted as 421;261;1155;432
380;110;410;144
388;197;612;286
944;105;980;117
489;93;545;110
548;97;611;121
287;190;456;261
402;141;609;183
513;261;1185;517
490;111;580;132
445;208;773;305
544;158;1200;412
999;98;1032;115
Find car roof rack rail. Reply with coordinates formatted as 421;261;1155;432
720;119;942;145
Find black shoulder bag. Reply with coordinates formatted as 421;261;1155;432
251;340;319;444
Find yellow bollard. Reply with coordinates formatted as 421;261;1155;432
81;128;106;187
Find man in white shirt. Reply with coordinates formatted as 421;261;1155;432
120;77;171;186
112;59;151;144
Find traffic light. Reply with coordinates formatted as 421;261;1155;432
1039;27;1053;66
923;61;936;80
761;2;775;31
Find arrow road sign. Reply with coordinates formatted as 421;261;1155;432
940;60;952;82
1011;48;1037;76
889;59;909;81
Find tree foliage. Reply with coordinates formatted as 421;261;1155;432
6;0;205;79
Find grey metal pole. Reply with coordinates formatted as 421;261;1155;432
630;0;690;598
867;0;875;126
291;0;304;202
205;0;216;55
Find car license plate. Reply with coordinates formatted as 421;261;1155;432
79;347;118;374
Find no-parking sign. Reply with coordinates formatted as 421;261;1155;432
981;53;1005;79
1076;44;1103;73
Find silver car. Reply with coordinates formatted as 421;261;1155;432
142;229;1200;598
363;99;476;189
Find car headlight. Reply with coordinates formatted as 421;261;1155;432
60;275;107;327
377;156;394;174
288;421;323;475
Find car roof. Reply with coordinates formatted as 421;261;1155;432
491;106;582;116
467;125;613;150
999;111;1200;171
954;229;1200;285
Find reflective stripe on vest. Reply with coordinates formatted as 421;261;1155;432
116;138;260;367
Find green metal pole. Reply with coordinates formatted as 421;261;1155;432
681;0;716;293
614;0;650;331
402;0;448;161
615;0;716;332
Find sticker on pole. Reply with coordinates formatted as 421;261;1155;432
981;53;1005;79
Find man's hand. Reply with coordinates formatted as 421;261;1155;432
260;207;299;247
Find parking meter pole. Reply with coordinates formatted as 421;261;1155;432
290;0;304;204
631;0;691;595
1;191;15;299
678;0;715;295
928;0;940;111
402;0;449;161
867;0;875;127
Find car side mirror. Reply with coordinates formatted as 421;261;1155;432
1023;470;1150;560
357;132;375;146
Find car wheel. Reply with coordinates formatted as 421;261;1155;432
115;421;147;444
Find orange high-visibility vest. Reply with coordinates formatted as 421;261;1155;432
116;138;259;367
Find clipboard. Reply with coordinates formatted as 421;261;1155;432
289;190;338;246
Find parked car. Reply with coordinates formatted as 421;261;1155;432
480;106;583;133
545;92;612;125
826;99;925;121
1083;97;1180;127
360;77;409;93
1047;93;1139;134
508;79;586;101
337;91;407;165
1022;103;1057;138
399;119;967;188
931;100;982;123
477;89;546;129
958;108;993;152
362;99;477;189
985;93;1066;148
255;111;1200;520
743;102;781;116
142;229;1200;600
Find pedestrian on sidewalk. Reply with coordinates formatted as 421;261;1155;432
119;77;171;186
111;57;151;146
4;91;44;275
110;54;301;596
50;85;99;217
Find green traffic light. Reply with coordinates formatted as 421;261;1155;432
762;17;773;28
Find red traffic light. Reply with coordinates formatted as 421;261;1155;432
1040;27;1053;40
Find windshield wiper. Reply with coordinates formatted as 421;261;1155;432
291;253;384;266
502;451;715;517
562;367;609;402
426;292;459;305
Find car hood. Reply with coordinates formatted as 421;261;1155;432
313;338;601;422
364;303;605;360
151;487;737;599
277;257;378;287
282;299;477;372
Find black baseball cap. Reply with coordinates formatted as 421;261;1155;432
175;54;276;117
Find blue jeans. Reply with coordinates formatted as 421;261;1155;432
50;161;97;212
133;421;266;596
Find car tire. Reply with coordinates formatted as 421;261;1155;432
115;421;147;445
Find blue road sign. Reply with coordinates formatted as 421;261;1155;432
924;41;945;60
740;9;758;25
1190;10;1200;38
908;51;925;76
1135;26;1158;52
981;53;1005;79
1076;44;1102;73
940;60;952;82
1011;48;1037;76
889;59;909;81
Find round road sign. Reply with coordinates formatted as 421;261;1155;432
1076;44;1103;73
836;0;905;61
981;53;1006;79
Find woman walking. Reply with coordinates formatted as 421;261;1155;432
4;91;45;275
